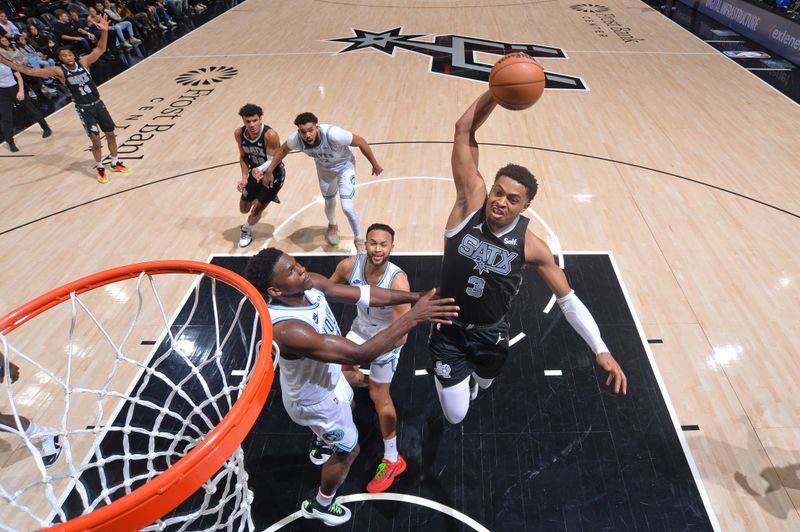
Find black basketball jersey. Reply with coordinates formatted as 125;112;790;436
241;124;273;169
60;63;100;106
440;207;529;325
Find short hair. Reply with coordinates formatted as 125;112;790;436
244;248;284;292
366;223;395;241
55;9;68;17
495;163;538;201
56;45;74;57
294;112;318;126
238;103;263;118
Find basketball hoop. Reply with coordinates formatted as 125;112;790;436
0;261;274;531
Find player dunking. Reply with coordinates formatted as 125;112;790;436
257;113;383;253
430;90;627;424
234;103;285;247
329;223;410;493
244;248;457;526
0;15;130;184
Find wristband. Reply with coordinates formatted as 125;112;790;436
357;284;371;307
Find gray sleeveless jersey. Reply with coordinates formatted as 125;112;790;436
269;288;343;406
348;256;405;339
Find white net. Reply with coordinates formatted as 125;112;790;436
0;266;273;532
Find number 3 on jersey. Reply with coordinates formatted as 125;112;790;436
466;275;485;298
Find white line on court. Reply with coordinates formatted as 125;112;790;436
508;332;526;346
568;50;718;55
703;40;745;43
746;68;793;71
152;51;333;59
263;492;491;532
544;369;563;376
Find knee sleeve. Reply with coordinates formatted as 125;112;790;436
340;198;361;240
324;196;337;225
434;376;471;425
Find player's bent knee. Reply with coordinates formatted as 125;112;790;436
435;376;471;424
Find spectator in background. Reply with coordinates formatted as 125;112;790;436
53;10;91;53
26;24;52;53
110;0;157;34
0;59;51;152
69;9;98;44
0;10;21;38
0;34;54;98
88;5;138;48
15;34;57;95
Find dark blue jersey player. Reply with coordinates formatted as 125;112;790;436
430;90;628;424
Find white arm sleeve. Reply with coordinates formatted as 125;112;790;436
556;291;609;355
357;284;371;308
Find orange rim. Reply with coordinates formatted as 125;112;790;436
0;261;273;532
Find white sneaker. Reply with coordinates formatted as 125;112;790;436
120;40;133;49
41;435;62;468
239;225;252;247
301;497;352;526
130;37;142;45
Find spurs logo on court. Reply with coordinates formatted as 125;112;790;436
458;234;518;275
175;66;238;86
570;4;611;13
326;28;588;91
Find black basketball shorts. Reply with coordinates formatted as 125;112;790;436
76;100;115;136
428;319;511;387
241;163;285;206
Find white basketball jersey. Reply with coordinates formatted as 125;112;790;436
269;288;343;406
348;256;405;339
287;124;355;172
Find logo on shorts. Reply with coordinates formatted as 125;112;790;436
326;28;587;91
312;311;319;324
175;66;239;86
434;361;452;379
323;429;345;442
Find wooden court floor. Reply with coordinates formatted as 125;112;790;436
1;0;799;529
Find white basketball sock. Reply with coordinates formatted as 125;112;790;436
383;436;398;462
316;488;335;507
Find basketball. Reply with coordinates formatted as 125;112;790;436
488;53;546;110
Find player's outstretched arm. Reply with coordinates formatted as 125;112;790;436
255;140;290;182
448;90;498;229
81;15;109;68
350;134;383;176
0;55;60;79
274;289;458;365
390;272;412;346
525;232;628;395
234;128;249;192
310;271;421;307
329;256;357;284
